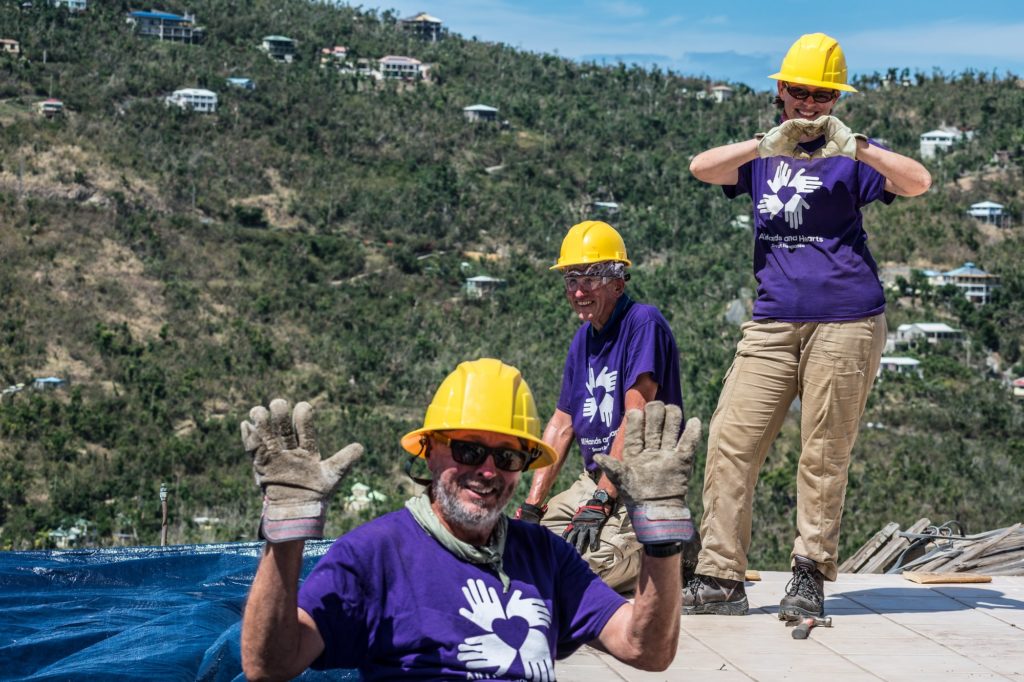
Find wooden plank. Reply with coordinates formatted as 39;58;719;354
903;571;992;584
839;522;899;573
862;518;931;574
960;546;1024;571
971;556;1024;576
947;523;1022;571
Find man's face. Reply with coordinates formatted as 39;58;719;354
564;274;624;330
429;430;521;532
778;81;838;123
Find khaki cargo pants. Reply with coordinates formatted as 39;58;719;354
697;315;886;582
541;472;643;593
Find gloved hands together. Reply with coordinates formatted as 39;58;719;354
813;115;867;160
241;398;363;543
756;116;866;160
563;496;612;554
756;118;824;158
593;402;701;548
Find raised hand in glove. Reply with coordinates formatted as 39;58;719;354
593;402;701;549
241;398;363;543
756;118;827;158
563;490;612;554
810;115;867;160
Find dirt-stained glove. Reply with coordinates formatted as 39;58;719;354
514;503;547;524
241;398;363;543
811;115;867;160
593;402;701;548
563;495;611;554
756;118;827;158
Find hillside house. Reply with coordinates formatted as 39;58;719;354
225;77;254;90
878;356;923;378
895;322;962;346
320;46;348;68
165;88;217;113
262;35;296;63
919;127;973;159
345;482;387;513
967;200;1006;227
590;201;620;215
0;38;20;56
399;12;443;41
379;55;425;80
352;57;382;79
126;10;204;44
1014;378;1024;398
710;84;734;102
38;98;64;118
463;104;498;122
51;0;87;10
32;376;67;390
464;275;507;300
47;519;91;549
941;261;1000;305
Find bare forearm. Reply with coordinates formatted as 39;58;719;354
689;139;758;185
525;411;574;505
598;554;681;670
857;141;932;196
242;541;315;681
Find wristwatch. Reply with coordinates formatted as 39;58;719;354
591;488;612;506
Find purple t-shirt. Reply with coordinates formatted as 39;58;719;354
557;296;683;471
298;509;626;680
725;137;895;322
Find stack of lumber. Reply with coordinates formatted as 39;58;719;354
840;519;1024;576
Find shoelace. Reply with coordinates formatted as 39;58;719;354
686;574;720;599
784;566;822;605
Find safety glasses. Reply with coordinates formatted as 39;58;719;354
436;434;539;472
784;84;838;103
564;275;608;293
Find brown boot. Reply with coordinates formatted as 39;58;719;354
683;574;748;615
778;555;825;621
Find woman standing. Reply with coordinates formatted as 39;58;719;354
684;33;931;619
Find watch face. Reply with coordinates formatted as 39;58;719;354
593;489;611;504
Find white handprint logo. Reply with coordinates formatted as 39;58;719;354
583;365;618;427
456;579;554;680
757;161;822;230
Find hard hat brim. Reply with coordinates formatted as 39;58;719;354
401;427;557;470
769;72;858;93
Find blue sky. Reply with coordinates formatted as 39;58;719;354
367;0;1024;88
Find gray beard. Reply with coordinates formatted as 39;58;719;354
433;475;508;531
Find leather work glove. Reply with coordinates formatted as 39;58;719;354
563;494;612;554
514;502;547;524
811;115;868;160
241;398;363;543
593;402;702;548
756;118;826;158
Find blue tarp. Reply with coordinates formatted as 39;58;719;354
0;541;360;681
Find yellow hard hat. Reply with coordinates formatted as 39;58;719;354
550;221;632;270
769;33;858;93
401;358;556;470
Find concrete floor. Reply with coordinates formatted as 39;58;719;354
559;570;1024;681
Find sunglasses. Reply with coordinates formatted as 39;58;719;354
564;275;608;292
436;434;539;472
784;85;838;103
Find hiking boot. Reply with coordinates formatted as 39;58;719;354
683;574;748;615
778;556;825;621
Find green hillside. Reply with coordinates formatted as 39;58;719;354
0;1;1022;567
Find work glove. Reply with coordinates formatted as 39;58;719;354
514;503;547;524
756;118;826;158
241;398;363;543
593;402;701;548
563;496;612;554
810;115;868;160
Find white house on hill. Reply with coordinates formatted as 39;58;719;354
941;262;999;305
463;104;498;122
165;88;217;113
920;127;973;159
967;201;1006;227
